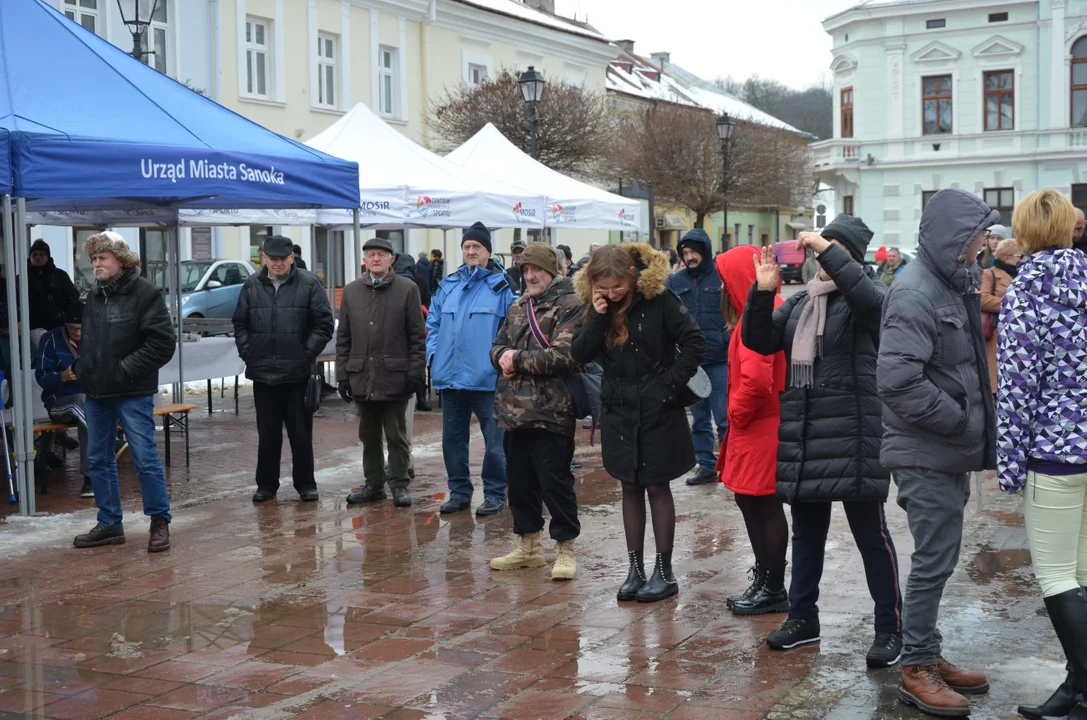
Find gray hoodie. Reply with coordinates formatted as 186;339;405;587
877;189;1000;473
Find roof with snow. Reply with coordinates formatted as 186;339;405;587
606;52;813;139
451;0;609;42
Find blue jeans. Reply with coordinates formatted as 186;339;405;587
85;395;171;530
690;361;728;471
441;389;506;503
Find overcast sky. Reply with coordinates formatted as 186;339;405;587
554;0;860;90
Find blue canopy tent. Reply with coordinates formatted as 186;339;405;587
0;0;361;515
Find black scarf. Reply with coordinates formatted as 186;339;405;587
993;258;1018;278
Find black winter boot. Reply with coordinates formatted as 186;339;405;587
616;550;647;602
1016;666;1078;720
1033;588;1087;720
727;565;765;609
635;552;679;603
732;581;789;616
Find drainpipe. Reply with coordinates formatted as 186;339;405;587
420;0;436;148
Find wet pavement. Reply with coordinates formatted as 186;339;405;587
0;387;1070;719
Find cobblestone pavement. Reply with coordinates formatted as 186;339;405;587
0;386;1067;719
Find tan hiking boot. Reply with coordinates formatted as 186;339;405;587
899;664;971;717
552;539;577;581
490;532;545;571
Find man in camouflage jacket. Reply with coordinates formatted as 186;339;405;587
489;243;584;581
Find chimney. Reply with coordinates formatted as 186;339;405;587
650;51;671;67
617;39;635;54
521;0;556;13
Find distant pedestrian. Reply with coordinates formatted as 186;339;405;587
233;235;334;504
490;244;583;580
716;246;789;616
745;217;904;668
292;244;308;270
506;240;527;294
72;232;175;553
976;225;1007;269
429;249;445;293
415;252;432;306
1074;208;1086;252
572;244;705;603
428;222;516;516
556;244;574;277
879;188;998;717
879;247;907;287
667;229;729;486
996;189;1087;720
979;238;1022;395
27;239;79;332
339;237;426;509
394;251;431;308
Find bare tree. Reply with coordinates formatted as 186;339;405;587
428;70;615;179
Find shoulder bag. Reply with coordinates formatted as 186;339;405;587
303;362;324;414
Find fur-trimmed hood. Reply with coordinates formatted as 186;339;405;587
574;243;670;304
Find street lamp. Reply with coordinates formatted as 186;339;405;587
716;113;735;250
116;0;160;63
518;66;546;160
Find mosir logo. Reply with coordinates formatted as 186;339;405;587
360;200;391;217
416;196;451;218
550;203;577;223
512;202;537;223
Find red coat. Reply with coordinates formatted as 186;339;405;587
715;247;786;496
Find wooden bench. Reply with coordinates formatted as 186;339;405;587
29;403;199;468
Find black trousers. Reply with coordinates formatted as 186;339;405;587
789;500;903;634
505;428;580;541
253;381;316;494
357;399;410;490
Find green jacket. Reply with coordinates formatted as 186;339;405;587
490;277;583;436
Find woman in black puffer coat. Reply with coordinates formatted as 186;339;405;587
742;215;904;667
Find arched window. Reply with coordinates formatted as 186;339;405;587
1072;37;1087;126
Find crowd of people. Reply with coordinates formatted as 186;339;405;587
17;183;1087;719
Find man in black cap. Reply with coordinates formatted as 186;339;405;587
338;237;426;509
233;235;334;503
506;240;527;295
292;244;308;270
28;239;79;333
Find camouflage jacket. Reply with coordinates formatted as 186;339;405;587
490;277;584;436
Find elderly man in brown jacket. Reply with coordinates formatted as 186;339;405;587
338;237;427;508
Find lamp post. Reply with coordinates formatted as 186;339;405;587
518;66;546;160
716;113;735;250
116;0;160;63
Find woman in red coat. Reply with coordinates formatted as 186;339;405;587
715;245;790;615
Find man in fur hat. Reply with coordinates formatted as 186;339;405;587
72;232;176;553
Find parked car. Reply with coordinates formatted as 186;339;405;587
774;241;809;284
158;259;256;319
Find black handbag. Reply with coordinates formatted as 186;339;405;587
303;362;323;414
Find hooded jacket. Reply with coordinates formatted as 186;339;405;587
716;247;787;496
35;326;84;410
72;268;175;400
394;252;431;308
427;259;516;393
996;248;1087;492
668;228;730;363
742;243;889;503
878;188;999;473
232;265;335;386
27;257;79;331
491;276;583;436
571;243;705;484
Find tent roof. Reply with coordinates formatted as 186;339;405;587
309;103;546;229
0;0;359;211
445;124;641;231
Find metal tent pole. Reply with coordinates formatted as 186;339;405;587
173;224;184;403
14;199;34;515
352;209;361;282
2;195;29;515
324;225;335;318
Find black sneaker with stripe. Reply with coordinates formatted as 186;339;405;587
767;617;820;651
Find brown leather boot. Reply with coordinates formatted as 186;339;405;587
148;516;171;553
936;655;990;694
899;665;971;717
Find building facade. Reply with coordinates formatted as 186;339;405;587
814;0;1087;250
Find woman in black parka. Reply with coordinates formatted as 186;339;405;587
742;215;904;669
572;243;705;604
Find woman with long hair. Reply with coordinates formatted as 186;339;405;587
572;244;705;602
979;237;1023;397
977;224;1008;269
715;245;790;616
997;190;1087;720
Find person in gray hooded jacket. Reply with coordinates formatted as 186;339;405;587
877;188;999;717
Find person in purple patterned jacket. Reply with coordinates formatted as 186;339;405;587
996;189;1087;720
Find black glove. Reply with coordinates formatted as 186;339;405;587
407;375;426;396
337;380;353;404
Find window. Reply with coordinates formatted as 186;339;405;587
316;229;345;287
926;18;946;29
984;187;1014;226
245;17;270;98
843;195;855;215
923;75;953;135
209;263;249;287
317;34;337;108
72;228;100;294
922;190;939;210
734;224;741;245
123;1;169;74
747;225;754;243
840;87;854;139
63;0;98;34
984;70;1014;131
468;63;489;87
1073;184;1087;208
1073;38;1087;127
989;12;1009;22
378;46;398;117
375;230;404;254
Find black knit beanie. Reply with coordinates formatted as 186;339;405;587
461;222;492;253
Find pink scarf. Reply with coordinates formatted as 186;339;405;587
790;276;837;389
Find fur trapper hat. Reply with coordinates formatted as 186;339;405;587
83;231;140;270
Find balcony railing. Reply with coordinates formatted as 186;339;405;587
812;140;862;166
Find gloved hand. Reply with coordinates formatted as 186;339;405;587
337;380;353;404
406;375;426;396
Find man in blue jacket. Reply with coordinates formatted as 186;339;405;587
668;229;729;485
428;222;516;516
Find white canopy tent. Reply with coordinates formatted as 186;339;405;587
446;123;642;232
